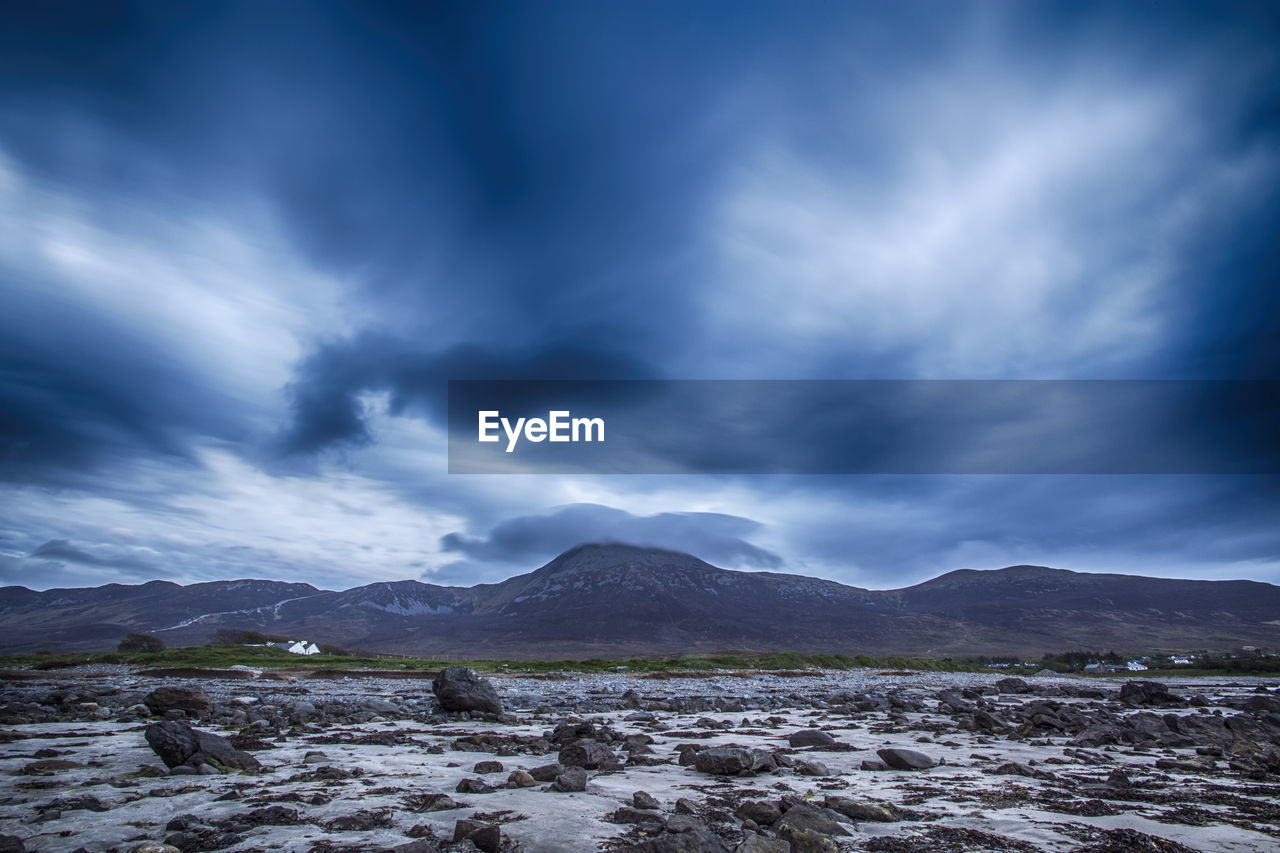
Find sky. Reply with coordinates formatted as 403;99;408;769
1;0;1279;592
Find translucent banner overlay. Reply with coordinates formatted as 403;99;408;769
447;380;1280;474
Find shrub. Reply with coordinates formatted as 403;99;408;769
117;633;165;653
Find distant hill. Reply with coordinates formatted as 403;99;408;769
2;544;1277;656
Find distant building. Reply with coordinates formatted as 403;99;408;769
1171;657;1192;665
1084;662;1123;673
1126;660;1148;671
266;640;321;655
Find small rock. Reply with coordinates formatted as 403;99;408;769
21;759;83;775
788;729;836;748
391;842;440;853
775;804;851;838
796;759;831;776
1119;680;1183;707
558;739;614;769
325;810;392;831
613;806;665;831
824;796;901;822
143;687;212;717
624;830;729;852
409;793;458;812
667;814;708;833
735;836;789;853
633;790;660;810
507;770;536;787
528;763;563;782
36;795;108;813
473;760;504;774
550;766;587;792
455;778;495;794
735;800;781;825
289;701;317;722
454;819;501;853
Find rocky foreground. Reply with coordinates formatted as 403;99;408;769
0;667;1278;852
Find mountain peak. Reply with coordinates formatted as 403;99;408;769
904;564;1057;588
536;543;717;577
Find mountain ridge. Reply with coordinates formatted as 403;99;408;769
2;544;1277;656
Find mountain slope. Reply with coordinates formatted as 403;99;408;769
0;579;323;651
1;545;1277;656
891;565;1280;652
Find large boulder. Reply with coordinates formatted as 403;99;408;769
788;729;836;748
876;747;938;770
432;666;502;714
995;677;1031;693
1119;681;1184;707
693;747;756;776
144;721;261;772
143;686;213;717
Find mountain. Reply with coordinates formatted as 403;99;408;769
2;544;1277;656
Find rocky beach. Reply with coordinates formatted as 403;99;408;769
0;666;1277;852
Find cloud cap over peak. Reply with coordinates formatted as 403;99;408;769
440;504;783;574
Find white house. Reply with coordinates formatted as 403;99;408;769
267;637;320;650
1171;657;1192;665
1126;660;1149;671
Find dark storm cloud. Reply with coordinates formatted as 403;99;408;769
278;334;657;454
440;503;782;571
0;268;242;484
28;539;158;574
5;2;1278;455
0;0;748;367
771;474;1280;584
0;1;1278;590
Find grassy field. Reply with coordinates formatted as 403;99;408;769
0;647;990;674
3;647;1277;677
